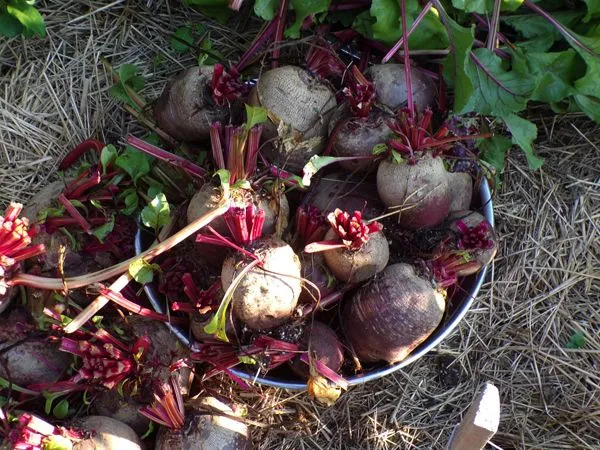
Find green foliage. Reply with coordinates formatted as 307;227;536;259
100;144;118;174
254;0;279;20
244;104;268;130
285;0;331;38
566;331;586;349
109;64;145;111
0;0;46;39
451;0;523;14
170;24;223;65
92;214;115;243
353;0;448;49
129;258;161;284
141;190;171;232
115;146;152;185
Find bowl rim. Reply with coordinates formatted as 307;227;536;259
135;178;494;390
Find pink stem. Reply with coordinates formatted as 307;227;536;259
383;1;432;63
58;194;91;234
233;20;278;73
126;136;207;178
271;0;289;69
400;0;414;117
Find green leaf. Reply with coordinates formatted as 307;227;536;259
569;27;600;100
42;435;73;450
140;421;155;440
254;0;279;20
171;26;195;52
214;169;231;199
285;0;330;39
372;143;388;155
204;259;261;341
238;355;257;365
129;258;160;284
100;145;118;174
141;192;171;232
441;16;476;113
0;11;24;37
38;205;65;222
6;0;46;38
566;331;586;349
118;64;139;83
92;215;115;243
502;113;543;169
52;399;69;419
513;49;581;104
461;48;534;116
583;0;600;21
573;93;600;122
118;188;139;216
478;135;512;175
357;0;448;49
451;0;523;13
502;12;583;42
245;104;268;130
115;147;151;185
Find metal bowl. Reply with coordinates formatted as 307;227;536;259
135;178;494;390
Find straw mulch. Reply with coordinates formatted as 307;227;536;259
1;2;598;449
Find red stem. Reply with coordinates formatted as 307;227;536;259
126;136;207;178
98;287;186;325
383;1;432;63
400;0;414;117
233;20;278;73
59;139;104;170
67;169;102;199
271;0;289;69
58;194;92;234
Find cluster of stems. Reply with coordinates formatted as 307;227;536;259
343;66;376;118
138;376;185;430
210;122;263;184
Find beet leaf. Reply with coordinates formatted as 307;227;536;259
285;0;330;38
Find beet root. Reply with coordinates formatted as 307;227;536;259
221;236;302;330
365;64;436;111
187;184;289;236
376;154;451;229
446;210;498;270
343;263;445;363
322;228;389;283
299;253;335;303
93;390;149;435
249;65;337;171
447;171;473;212
72;416;142;450
0;317;71;386
155;397;251;450
289;321;344;379
308;172;384;220
154;66;233;142
330;111;392;173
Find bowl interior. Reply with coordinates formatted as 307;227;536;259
135;179;493;390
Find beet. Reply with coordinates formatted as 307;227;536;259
365;64;436;111
445;210;498;270
155;397;251;450
376;154;451;229
447;171;473;212
249;65;337;171
221;236;302;330
343;263;445;363
93;390;149;435
0;314;71;387
289;321;344;379
322;228;389;283
329;110;392;174
299;253;335;303
308;172;384;220
187;184;289;237
72;416;142;450
155;66;234;142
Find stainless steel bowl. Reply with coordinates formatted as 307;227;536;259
135;179;494;390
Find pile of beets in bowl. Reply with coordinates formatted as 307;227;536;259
137;36;498;394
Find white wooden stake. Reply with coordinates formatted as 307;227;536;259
446;383;500;450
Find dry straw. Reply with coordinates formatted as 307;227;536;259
0;1;598;449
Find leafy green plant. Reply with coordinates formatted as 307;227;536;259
179;0;600;174
0;0;46;38
170;23;224;65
